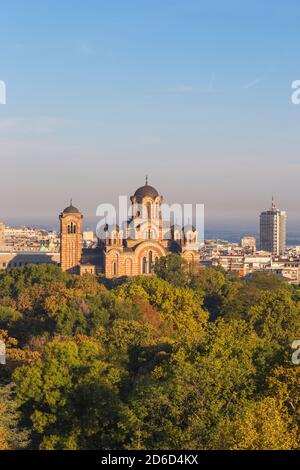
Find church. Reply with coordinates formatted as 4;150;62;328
59;180;200;278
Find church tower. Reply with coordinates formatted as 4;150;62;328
59;201;83;273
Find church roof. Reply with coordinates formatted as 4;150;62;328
134;178;159;199
63;201;80;214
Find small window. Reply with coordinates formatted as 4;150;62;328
112;261;117;276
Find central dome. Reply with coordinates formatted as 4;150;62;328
134;178;159;200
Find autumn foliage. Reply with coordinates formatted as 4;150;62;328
0;260;299;450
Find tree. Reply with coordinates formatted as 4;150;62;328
116;276;208;347
247;289;300;345
227;398;296;450
190;267;239;320
2;262;298;450
13;337;132;450
0;383;30;449
154;254;190;287
268;364;300;444
127;320;262;450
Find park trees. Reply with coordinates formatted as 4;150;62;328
0;262;298;450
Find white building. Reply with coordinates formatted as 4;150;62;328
260;196;286;255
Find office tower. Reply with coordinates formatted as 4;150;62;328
260;196;286;255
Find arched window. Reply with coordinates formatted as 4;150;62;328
148;251;153;273
112;261;117;276
142;256;147;274
68;222;77;234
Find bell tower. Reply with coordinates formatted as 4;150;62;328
59;201;83;273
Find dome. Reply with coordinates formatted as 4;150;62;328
134;178;159;199
63;202;80;214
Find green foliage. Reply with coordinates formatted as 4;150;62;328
154;254;190;287
0;383;30;449
190;267;232;319
13;338;130;450
0;263;298;450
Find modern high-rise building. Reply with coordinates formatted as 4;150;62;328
259;196;286;255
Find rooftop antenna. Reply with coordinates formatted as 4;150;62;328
271;195;275;210
145;175;148;185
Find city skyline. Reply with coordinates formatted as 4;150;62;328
0;190;294;231
2;191;299;249
1;1;300;225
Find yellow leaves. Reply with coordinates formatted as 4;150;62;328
0;425;10;450
7;348;41;366
117;282;149;303
17;284;45;312
30;410;57;434
43;284;81;317
15;280;102;318
0;329;18;346
230;398;297;450
0;330;40;370
71;274;107;297
116;276;207;326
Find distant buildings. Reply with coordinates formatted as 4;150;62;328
0;224;59;252
0;223;60;271
0;223;4;243
260;196;286;255
83;230;96;244
240;236;256;253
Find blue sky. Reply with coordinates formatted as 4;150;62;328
0;0;300;229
